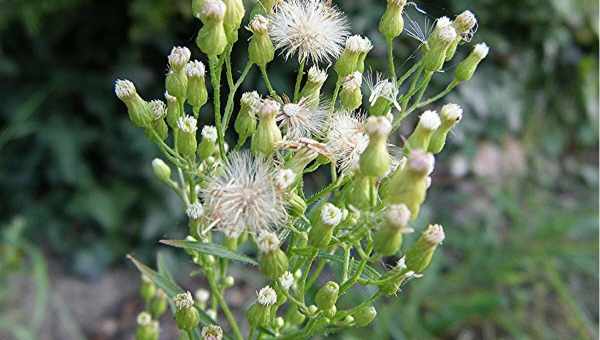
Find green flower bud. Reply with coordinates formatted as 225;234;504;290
140;275;156;303
247;286;277;327
250;0;281;18
429;104;462;154
383;149;435;219
335;35;366;78
152;158;172;183
147;100;168;141
285;304;305;325
314;281;339;310
257;232;289;280
360;116;392;177
274;316;285;330
344;173;372;209
324;305;337;319
352;305;377;327
248;15;275;67
165;92;181;129
198;125;218;160
292;231;309;249
223;275;235;288
455;43;489;82
284;147;319;176
235;91;260;146
201;325;223;340
186;60;208;115
150;289;168;318
223;0;245;43
136;312;159;340
288;192;307;217
374;204;413;256
195;288;210;309
166;47;191;100
197;0;229;57
378;0;407;40
174;292;201;331
115;79;152;128
368;79;396;117
176;115;198;160
192;0;205;19
339;72;363;111
445;11;477;61
308;203;342;249
405;224;445;273
422;18;457;72
299;66;328;108
405;110;441;151
251;99;282;156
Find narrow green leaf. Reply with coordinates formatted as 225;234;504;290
160;240;258;266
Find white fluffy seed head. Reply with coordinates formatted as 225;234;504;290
419;110;442;130
269;0;350;64
201;325;224;340
174;291;195;310
424;224;445;245
275;168;296;190
148;100;166;120
202;125;218;142
473;43;490;59
249;15;270;34
279;271;294;290
258;99;281;119
326;111;369;173
454;10;477;34
408;149;435;175
195;288;210;304
440;103;463;123
257;231;281;253
186;60;206;78
342;72;363;90
137;312;152;326
320;202;343;226
385;204;412;229
257;286;277;306
201;151;287;237
114;79;136;100
186;202;204;220
365;116;392;136
279;99;327;139
168;46;191;69
307;65;328;84
178;115;198;133
202;0;227;20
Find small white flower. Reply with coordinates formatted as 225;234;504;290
431;17;457;44
275;168;296;190
174;291;195;310
186;60;206;78
148;100;166;120
164;91;177;103
385;204;412;229
407;149;435;175
307;65;328;84
201;325;224;340
325;111;369;173
201;0;227;20
186;202;204;220
206;309;218;320
168;46;191;69
342;72;362;91
278;99;327;139
365;116;392;136
178;115;198;133
257;231;281;253
241;91;262;111
195;288;210;305
454;10;477;39
202;125;218;142
320;202;342;226
269;0;350;64
440;104;463;123
249;15;269;34
418;110;441;131
368;77;398;106
279;271;294;290
423;224;445;245
257;286;277;306
357;36;373;53
137;312;152;326
258;99;281;119
345;35;364;53
473;43;490;59
114;79;136;100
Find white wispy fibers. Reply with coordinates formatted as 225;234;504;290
325;111;369;173
278;98;328;140
201;151;287;237
269;0;350;64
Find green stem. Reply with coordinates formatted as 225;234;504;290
223;62;254;130
293;59;306;102
259;64;277;98
186;330;194;340
386;38;397;83
397;60;422;87
342;246;351;282
413;79;460;111
406;71;433;114
400;65;423;110
207;275;244;340
209;56;226;159
330;78;342;113
225;45;235;89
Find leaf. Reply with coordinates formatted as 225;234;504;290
160;240;258;266
316;252;381;281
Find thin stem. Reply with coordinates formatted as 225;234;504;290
225;45;235;89
406;71;433;114
186;330;194;340
342;246;351;282
223;62;254;130
329;78;342;113
413;79;460;111
248;326;256;340
259;64;277;98
293;59;306;102
386;38;397;83
400;65;423;110
209;56;226;159
397;60;422;87
207;275;244;340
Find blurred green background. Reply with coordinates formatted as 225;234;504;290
1;0;598;339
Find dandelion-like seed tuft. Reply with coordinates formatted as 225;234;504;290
186;202;204;220
278;99;327;139
326;111;369;173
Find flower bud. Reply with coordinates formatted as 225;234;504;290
152;158;172;183
250;0;281;18
379;0;407;40
324;305;337;319
247;286;277;327
285;304;305;325
279;271;295;290
335;35;365;78
147;100;168;141
257;232;289;280
368;79;396;117
251;99;282;156
405;224;445;273
140;275;156;303
115;79;152;128
284;147;319;176
198;125;218;160
374;204;413;256
339;72;363;111
344;174;371;209
195;288;210;309
235;91;260;145
299;66;328;109
136;312;159;340
223;0;245;43
405;110;441;151
166;47;191;100
150;289;168;318
308;203;342;249
164;92;181;129
360;116;392;177
288;192;307;217
307;305;318;315
248;15;275;66
423;18;457;72
353;305;377;327
446;11;477;61
186;60;208;115
176;115;198;160
314;281;339;310
355;37;373;73
174;292;201;331
274;316;285;330
196;0;228;57
223;275;235;288
455;43;489;82
429;104;462;154
201;325;223;340
275;168;296;191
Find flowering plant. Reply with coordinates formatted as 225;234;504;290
116;0;488;339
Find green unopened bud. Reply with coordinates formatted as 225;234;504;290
152;158;172;183
368;79;396;116
308;203;342;249
335;35;365;78
147;100;168;141
360;116;392;177
405;224;445;273
429;104;463;154
165;92;181;129
201;325;223;340
345;174;371;209
284;147;319;176
324;305;337;319
383;149;435;219
140;275;156;303
197;0;228;57
257;232;289;280
374;204;413;256
315;281;339;310
251;99;282;156
340;72;363;111
274;316;285;330
353;305;377;327
299;66;328;108
223;275;235;288
174;292;201;331
250;0;281;18
166;47;191;100
186;60;208;115
247;286;277;327
446;10;477;61
136;312;159;340
379;0;407;40
285;304;306;325
423;18;457;72
176;115;198;160
198;125;218;160
115;79;152;128
405;110;441;151
235;91;260;145
150;289;168;318
288;192;307;217
223;0;245;43
192;0;205;19
248;15;274;66
195;289;210;309
455;43;489;82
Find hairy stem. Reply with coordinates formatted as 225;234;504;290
293;59;306;102
260;64;277;98
386;38;397;82
209;56;226;159
223;62;254;130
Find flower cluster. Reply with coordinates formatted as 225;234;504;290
120;1;488;339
